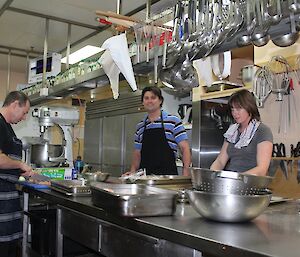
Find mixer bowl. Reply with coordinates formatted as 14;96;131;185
187;189;272;222
31;143;64;167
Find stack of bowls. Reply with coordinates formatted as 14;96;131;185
187;168;273;222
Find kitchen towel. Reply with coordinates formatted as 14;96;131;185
193;57;213;87
99;33;137;99
224;119;261;149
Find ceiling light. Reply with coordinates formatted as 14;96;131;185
61;45;104;64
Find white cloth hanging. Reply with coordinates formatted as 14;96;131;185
193;57;214;87
99;33;137;99
224;119;261;149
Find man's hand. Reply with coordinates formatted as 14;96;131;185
122;171;135;177
19;162;33;177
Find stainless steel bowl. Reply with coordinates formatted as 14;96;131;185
190;168;273;195
82;172;109;184
31;143;64;167
187;190;272;222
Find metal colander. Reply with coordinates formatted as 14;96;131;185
190;168;273;195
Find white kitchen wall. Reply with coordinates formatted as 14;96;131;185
161;89;192;116
255;40;300;157
12;107;40;139
0;70;27;101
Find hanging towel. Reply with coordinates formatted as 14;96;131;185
100;33;137;99
224;119;261;149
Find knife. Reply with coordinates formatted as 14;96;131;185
24;173;52;182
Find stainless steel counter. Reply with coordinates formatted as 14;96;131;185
16;184;300;257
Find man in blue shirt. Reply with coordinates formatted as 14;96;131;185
130;86;191;176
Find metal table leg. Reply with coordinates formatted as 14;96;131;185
22;192;29;257
56;208;63;257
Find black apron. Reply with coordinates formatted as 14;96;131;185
140;112;177;175
0;113;23;242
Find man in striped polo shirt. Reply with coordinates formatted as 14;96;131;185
129;86;191;176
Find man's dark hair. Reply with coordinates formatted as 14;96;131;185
3;91;30;107
141;86;164;107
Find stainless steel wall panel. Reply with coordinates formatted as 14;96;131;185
86;92;142;119
192;101;201;167
124;112;146;170
83;118;102;165
102;116;123;176
192;101;229;169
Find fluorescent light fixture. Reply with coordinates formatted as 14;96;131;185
61;45;104;64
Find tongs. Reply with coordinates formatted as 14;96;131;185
121;169;146;182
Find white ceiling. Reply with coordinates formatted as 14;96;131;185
0;0;172;73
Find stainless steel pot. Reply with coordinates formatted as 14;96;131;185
241;65;259;85
187;189;272;222
30;143;65;167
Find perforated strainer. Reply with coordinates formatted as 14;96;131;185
190;168;273;195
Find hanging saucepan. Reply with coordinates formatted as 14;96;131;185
272;11;299;47
241;65;259;86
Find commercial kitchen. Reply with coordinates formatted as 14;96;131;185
0;0;300;257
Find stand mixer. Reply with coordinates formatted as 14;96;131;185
23;106;79;168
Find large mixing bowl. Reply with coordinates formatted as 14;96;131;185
31;143;65;167
82;172;110;185
187;190;272;222
190;168;273;195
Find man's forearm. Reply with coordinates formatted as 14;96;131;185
0;153;22;170
130;150;141;172
181;149;191;176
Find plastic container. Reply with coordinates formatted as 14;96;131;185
72;168;78;180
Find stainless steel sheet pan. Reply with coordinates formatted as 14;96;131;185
91;183;177;217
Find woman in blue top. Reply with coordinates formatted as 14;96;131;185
211;89;273;176
130;86;191;176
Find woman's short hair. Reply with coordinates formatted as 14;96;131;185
141;86;164;107
228;89;260;121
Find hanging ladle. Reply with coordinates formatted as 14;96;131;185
165;0;183;68
237;0;256;47
251;0;270;47
272;11;299;47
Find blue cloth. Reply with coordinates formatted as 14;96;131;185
134;110;188;153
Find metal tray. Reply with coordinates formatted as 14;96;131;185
133;175;192;185
51;180;91;195
90;182;177;217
